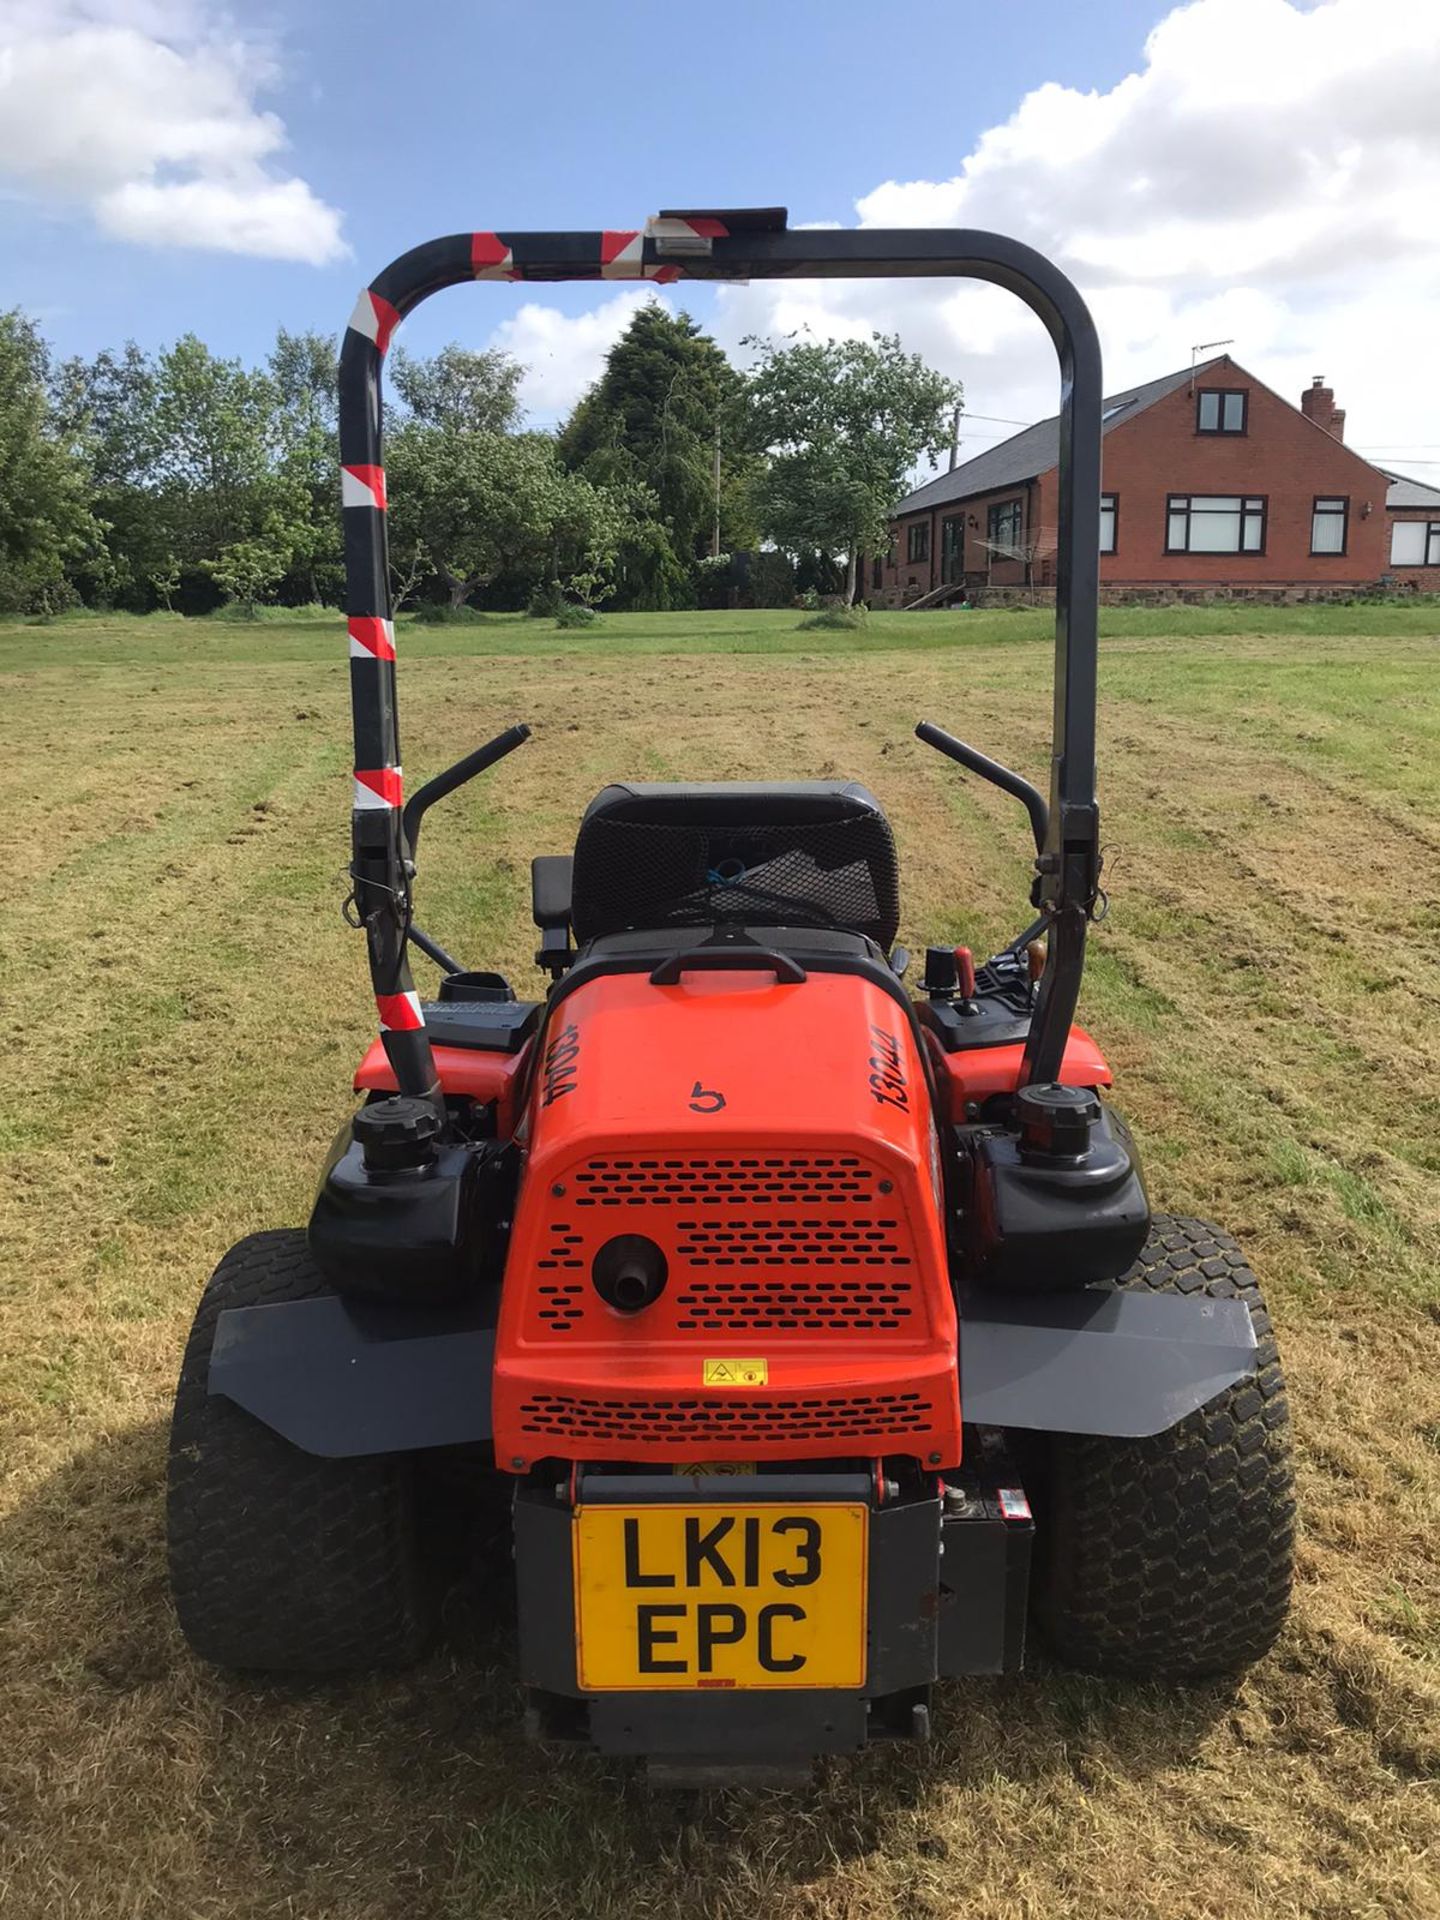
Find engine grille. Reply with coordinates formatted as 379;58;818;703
673;1217;910;1267
535;1281;586;1330
571;1155;875;1207
517;1389;931;1445
674;1276;911;1331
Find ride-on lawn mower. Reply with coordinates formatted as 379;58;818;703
167;213;1294;1785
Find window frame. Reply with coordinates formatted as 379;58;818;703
1310;495;1349;557
1164;492;1268;557
1099;491;1118;555
1389;518;1440;567
906;520;930;564
987;496;1024;554
1195;387;1249;436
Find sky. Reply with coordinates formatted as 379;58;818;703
3;0;1439;479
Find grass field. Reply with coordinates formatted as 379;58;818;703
3;606;1439;1920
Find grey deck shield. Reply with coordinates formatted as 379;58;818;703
209;1296;495;1458
209;1283;1256;1459
957;1285;1257;1437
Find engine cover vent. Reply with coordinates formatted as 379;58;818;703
517;1389;932;1446
571;1155;873;1207
674;1276;911;1331
673;1216;911;1267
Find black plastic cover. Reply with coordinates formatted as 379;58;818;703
308;1121;514;1303
958;1104;1150;1290
417;996;540;1053
916;992;1032;1053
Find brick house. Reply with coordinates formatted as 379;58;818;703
871;355;1435;604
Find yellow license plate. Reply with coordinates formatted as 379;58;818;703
573;1502;868;1691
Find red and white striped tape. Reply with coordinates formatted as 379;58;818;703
341;464;387;511
354;767;403;810
347;287;401;354
347;615;396;661
376;989;425;1032
601;229;680;283
471;231;516;280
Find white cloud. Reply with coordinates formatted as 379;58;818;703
489;291;673;425
711;0;1440;470
0;0;346;262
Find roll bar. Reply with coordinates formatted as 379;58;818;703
338;213;1103;1101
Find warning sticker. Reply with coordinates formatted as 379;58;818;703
702;1358;768;1387
672;1461;756;1477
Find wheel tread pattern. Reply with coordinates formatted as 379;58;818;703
1036;1215;1295;1680
167;1229;434;1672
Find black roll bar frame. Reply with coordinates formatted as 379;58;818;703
338;215;1103;1101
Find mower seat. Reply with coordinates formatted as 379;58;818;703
570;780;901;951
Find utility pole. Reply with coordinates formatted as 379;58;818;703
712;415;722;558
948;402;962;472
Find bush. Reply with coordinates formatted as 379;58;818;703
526;581;565;619
796;601;868;633
554;601;599;629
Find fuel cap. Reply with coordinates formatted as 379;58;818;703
353;1096;441;1170
1015;1083;1100;1159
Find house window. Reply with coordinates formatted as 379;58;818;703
1310;497;1348;555
872;554;884;589
1166;494;1266;555
1196;388;1247;434
1390;519;1440;566
1099;493;1118;554
907;521;930;564
987;498;1024;553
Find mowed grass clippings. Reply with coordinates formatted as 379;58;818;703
2;609;1438;1920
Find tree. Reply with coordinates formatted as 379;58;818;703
148;335;280;565
389;343;523;434
53;340;161;603
559;305;757;607
745;332;961;601
61;333;290;605
385;425;633;609
0;311;103;611
268;328;341;603
204;532;291;615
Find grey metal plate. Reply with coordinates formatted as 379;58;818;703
957;1284;1257;1437
209;1295;495;1458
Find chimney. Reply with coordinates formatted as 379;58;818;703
1300;374;1346;442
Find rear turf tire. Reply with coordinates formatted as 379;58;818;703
167;1229;435;1672
1035;1214;1295;1681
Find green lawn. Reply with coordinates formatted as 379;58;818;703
5;597;1440;668
3;607;1439;1920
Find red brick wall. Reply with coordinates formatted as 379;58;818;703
874;483;1035;604
1384;509;1440;592
1097;364;1388;586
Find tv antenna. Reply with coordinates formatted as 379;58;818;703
1190;337;1234;388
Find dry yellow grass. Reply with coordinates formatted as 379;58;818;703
2;611;1438;1919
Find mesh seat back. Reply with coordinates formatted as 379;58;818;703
570;781;901;951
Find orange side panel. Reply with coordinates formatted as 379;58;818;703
354;1038;530;1135
930;1026;1112;1121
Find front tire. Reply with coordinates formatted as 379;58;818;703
1035;1215;1295;1680
167;1229;436;1672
